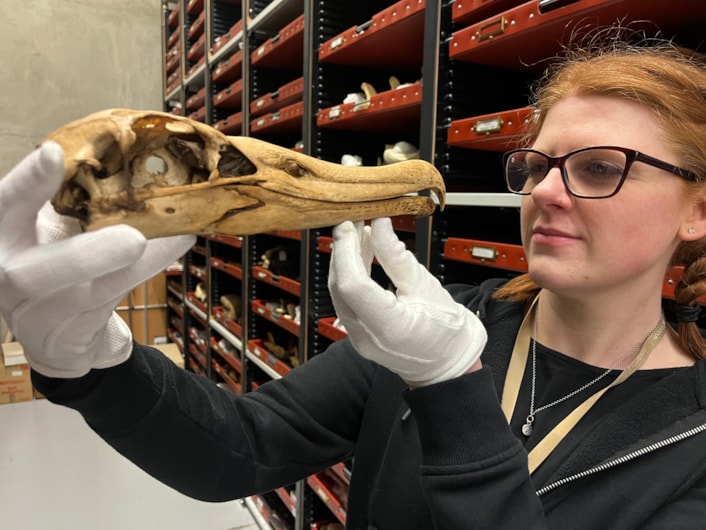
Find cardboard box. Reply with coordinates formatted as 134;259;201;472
117;273;169;344
151;342;185;369
0;342;33;404
117;307;168;345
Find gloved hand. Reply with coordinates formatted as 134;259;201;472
329;218;487;387
0;141;195;378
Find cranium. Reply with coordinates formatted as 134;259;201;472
43;109;445;238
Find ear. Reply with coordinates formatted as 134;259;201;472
679;197;706;240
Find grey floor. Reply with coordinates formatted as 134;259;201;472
0;398;260;530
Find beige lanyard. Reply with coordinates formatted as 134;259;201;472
500;296;667;474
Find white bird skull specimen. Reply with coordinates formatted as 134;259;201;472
43;109;445;238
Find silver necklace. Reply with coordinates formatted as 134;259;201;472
522;309;659;437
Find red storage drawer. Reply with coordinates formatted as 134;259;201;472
167;29;179;48
187;33;205;63
186;87;206;111
166;69;180;95
444;237;528;272
213;111;243;135
449;0;706;69
317;81;422;133
319;0;426;69
251;14;305;70
447;106;535;151
187;56;206;77
167;9;178;28
452;0;525;25
188;106;206;123
212;50;243;84
165;44;180;74
214;79;243;109
250;77;304;117
248;336;296;376
317;317;347;342
211;19;244;56
250;101;303;135
252;265;301;297
188;10;205;40
186;0;203;15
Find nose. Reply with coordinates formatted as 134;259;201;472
529;166;571;205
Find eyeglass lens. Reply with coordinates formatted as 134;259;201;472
506;148;628;198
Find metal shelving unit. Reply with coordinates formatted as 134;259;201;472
160;1;705;526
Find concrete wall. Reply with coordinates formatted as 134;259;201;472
0;0;164;342
0;0;164;175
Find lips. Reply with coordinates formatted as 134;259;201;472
532;226;579;245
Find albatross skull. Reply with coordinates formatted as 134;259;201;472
43;109;445;238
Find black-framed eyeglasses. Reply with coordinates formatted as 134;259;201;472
503;146;699;199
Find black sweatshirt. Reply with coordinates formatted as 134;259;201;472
33;279;706;529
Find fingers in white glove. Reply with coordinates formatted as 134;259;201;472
8;230;194;378
3;225;148;301
330;223;366;284
0;142;64;217
330;219;404;356
0;142;65;252
330;218;487;387
329;222;396;342
370;217;458;310
0;142;196;377
369;218;420;293
110;234;196;297
357;222;374;278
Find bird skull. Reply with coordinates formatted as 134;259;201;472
44;109;445;238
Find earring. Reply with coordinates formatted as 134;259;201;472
688;227;696;235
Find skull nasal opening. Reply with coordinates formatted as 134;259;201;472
218;145;257;176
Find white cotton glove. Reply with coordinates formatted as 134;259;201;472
328;218;487;388
0;141;195;378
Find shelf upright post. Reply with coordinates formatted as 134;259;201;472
294;5;319;529
239;0;254;390
416;0;443;272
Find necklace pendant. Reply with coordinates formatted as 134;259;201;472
522;415;534;437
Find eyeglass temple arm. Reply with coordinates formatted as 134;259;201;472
634;151;698;181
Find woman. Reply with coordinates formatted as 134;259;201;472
2;39;706;528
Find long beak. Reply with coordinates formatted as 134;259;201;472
202;135;445;235
225;135;445;207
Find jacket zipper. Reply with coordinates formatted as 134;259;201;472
536;422;706;496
